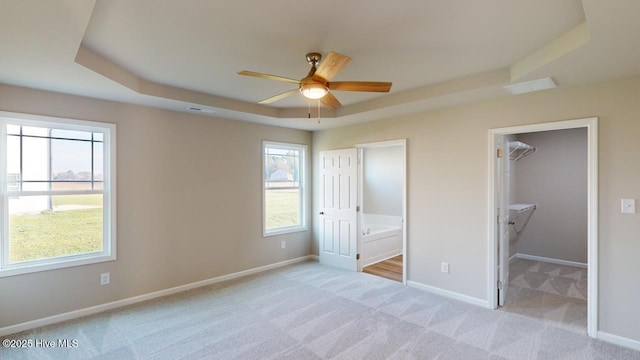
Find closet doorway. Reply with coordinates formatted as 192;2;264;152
488;118;598;338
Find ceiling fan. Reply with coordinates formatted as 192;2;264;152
238;52;392;109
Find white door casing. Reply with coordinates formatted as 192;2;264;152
319;148;358;271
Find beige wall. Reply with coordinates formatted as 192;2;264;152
514;128;588;263
313;75;640;341
363;146;403;216
2;74;640;343
0;84;312;328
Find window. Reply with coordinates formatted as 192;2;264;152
0;112;116;277
263;141;306;236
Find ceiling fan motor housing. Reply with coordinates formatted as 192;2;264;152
306;52;322;66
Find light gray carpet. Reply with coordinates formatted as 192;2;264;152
501;259;587;333
2;260;639;359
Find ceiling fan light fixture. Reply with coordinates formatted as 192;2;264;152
300;83;328;99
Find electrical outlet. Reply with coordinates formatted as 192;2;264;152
622;199;636;214
280;240;286;249
441;262;449;273
100;272;110;285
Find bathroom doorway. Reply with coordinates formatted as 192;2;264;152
357;139;407;284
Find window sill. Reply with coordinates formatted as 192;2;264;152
0;253;116;278
263;226;307;238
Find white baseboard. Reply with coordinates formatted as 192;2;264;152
514;253;587;268
407;280;489;308
0;255;316;337
597;331;640;351
309;254;319;261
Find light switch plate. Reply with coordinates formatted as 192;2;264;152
621;199;636;214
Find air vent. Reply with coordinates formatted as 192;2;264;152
503;77;556;95
186;106;215;114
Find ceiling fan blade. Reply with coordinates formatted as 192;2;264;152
258;89;299;104
320;91;341;110
328;81;392;92
238;70;300;84
312;52;351;83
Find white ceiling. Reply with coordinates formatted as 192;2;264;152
1;0;640;130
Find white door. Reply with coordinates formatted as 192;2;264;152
319;148;358;271
498;137;511;306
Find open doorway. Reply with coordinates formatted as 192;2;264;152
357;140;407;283
488;118;598;337
318;140;407;284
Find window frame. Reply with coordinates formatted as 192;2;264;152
262;141;307;237
0;111;116;277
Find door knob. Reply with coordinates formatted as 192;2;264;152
319;212;324;215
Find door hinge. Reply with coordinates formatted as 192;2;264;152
497;148;503;158
497;215;501;224
356;205;360;212
356;253;360;260
497;281;503;290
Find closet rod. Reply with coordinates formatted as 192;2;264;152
509;141;536;161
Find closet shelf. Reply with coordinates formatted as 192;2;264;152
509;141;536;161
509;203;537;214
508;204;537;232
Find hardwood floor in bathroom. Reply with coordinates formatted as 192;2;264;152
363;255;403;282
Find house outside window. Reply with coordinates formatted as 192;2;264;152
0;112;116;277
263;141;306;236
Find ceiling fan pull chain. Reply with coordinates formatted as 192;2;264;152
317;99;321;123
308;101;311;119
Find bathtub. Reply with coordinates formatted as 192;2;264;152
360;222;402;268
362;224;399;236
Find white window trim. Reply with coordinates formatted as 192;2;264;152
0;111;116;277
262;141;307;237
